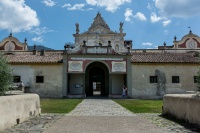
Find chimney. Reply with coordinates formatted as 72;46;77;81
33;44;37;55
40;49;45;56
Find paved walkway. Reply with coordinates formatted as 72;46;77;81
4;99;200;133
44;99;169;133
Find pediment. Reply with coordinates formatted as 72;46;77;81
0;35;27;51
176;31;200;49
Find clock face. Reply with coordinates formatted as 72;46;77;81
5;43;15;51
186;39;196;49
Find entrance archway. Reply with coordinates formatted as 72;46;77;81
85;62;109;97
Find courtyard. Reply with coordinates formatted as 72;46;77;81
3;99;200;133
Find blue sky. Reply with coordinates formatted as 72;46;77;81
0;0;200;50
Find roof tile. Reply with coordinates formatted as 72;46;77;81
4;53;63;63
131;52;199;63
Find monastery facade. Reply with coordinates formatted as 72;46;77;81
0;13;200;99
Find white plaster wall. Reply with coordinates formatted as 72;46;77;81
11;65;34;87
0;94;41;131
69;74;84;94
11;64;63;98
112;74;124;94
163;94;200;126
132;64;199;99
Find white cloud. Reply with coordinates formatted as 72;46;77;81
42;0;56;7
124;8;133;21
32;36;43;43
164;30;168;35
162;20;171;26
67;4;85;10
86;8;94;11
0;0;39;32
155;0;200;18
142;42;153;46
30;27;53;35
86;0;97;5
147;3;153;10
62;4;71;8
134;12;147;21
86;0;131;13
150;12;162;23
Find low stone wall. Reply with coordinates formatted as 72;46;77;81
0;94;41;131
163;94;200;126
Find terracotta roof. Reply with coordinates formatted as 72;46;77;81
131;52;199;63
4;53;63;63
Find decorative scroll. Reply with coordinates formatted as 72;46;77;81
112;61;126;72
68;61;83;72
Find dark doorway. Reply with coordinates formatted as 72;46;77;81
85;62;109;97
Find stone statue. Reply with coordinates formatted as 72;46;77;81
75;23;79;34
119;22;123;33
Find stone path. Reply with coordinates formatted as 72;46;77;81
66;99;136;116
3;99;200;133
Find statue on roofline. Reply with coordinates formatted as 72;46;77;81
75;23;79;34
119;22;123;33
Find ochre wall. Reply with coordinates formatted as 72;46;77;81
131;63;199;99
11;64;63;98
69;74;84;94
111;74;124;94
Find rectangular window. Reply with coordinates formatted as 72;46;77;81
36;76;44;83
194;76;198;83
13;76;21;83
172;76;180;83
150;76;157;83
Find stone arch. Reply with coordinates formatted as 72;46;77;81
85;62;109;97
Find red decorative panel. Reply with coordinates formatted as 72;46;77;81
12;42;23;50
0;42;7;50
0;45;5;50
178;38;189;48
193;38;200;48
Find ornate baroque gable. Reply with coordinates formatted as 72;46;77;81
158;30;200;51
174;30;200;49
85;12;115;34
0;33;27;51
72;12;128;53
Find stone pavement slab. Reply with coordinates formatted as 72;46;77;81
44;99;170;133
66;99;136;116
44;116;170;133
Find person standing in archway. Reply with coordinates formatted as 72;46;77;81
122;85;127;98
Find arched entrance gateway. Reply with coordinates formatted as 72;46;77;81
65;13;132;98
85;62;109;97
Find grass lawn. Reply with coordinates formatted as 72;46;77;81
113;99;163;113
40;99;83;113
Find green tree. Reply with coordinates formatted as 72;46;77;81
0;54;12;96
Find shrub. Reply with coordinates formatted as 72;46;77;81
0;55;12;96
